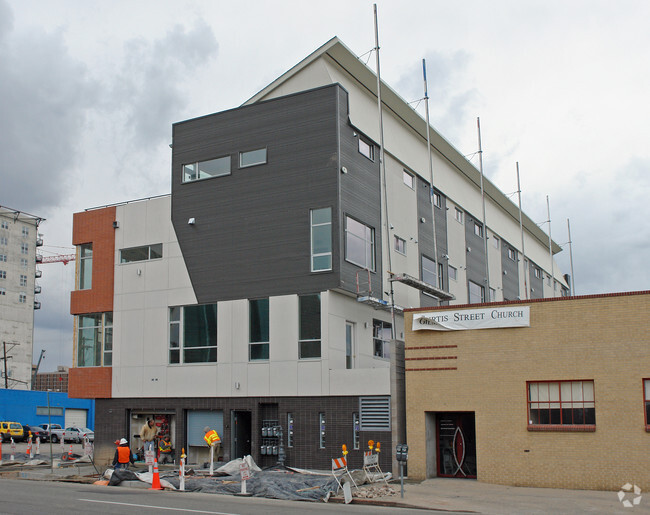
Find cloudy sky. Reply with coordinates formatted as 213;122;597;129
2;0;649;371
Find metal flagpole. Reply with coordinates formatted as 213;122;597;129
374;3;396;338
477;118;490;300
547;196;554;295
567;218;575;296
423;59;440;301
516;163;528;299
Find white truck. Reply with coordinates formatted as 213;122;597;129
38;423;65;443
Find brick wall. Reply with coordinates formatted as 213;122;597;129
405;291;650;490
69;367;112;399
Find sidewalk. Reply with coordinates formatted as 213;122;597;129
360;478;649;514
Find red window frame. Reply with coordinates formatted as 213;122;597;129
527;380;596;432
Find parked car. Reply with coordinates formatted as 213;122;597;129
39;423;65;443
0;421;24;442
63;427;94;443
23;425;48;442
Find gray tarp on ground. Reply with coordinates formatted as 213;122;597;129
163;465;339;502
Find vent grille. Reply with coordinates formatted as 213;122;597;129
359;396;391;431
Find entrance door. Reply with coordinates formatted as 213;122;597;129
437;412;476;478
231;411;252;459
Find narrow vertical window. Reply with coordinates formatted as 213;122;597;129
402;170;414;189
104;312;113;366
249;298;269;361
299;294;321;359
287;413;294;448
373;319;391;359
345;321;354;369
319;413;326;449
79;243;92;290
310;208;332;272
644;379;650;430
169;307;181;364
353;412;360;450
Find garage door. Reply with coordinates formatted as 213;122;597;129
65;408;88;428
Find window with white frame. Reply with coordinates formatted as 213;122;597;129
169;304;218;364
239;148;267;168
358;137;374;161
77;312;112;367
527;380;595;429
468;280;485;304
546;273;551;285
433;192;442;208
310;208;332;272
455;208;463;224
120;243;162;263
394;235;406;255
402;170;414;189
249;298;269;361
534;267;542;279
421;255;438;287
448;265;457;281
299;294;321;359
373;319;391;359
508;248;516;261
345;216;375;271
79;243;92;290
474;222;483;237
182;156;231;183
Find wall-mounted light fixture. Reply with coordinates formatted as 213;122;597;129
188;218;196;225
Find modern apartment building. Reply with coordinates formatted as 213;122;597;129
0;205;44;390
68;38;568;469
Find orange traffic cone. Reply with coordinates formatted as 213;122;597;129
150;459;163;490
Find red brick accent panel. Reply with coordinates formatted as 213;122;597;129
70;207;116;315
69;367;112;399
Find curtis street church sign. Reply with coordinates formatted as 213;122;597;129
412;306;530;331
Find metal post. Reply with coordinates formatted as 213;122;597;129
567;218;575;296
3;342;8;389
400;462;404;498
477;118;490;299
47;390;53;473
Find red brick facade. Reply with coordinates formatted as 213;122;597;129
69;367;112;399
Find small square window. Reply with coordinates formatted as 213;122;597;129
239;148;267;168
402;170;414;189
455;208;463;224
358;137;374;161
394;235;406;255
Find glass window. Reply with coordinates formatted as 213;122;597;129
19;293;26;303
345;216;375;271
319;413;326;449
394;236;406;255
310;208;332;272
20;274;27;286
239;148;267;168
0;288;5;295
535;267;542;279
345;321;354;369
421;255;437;287
299;294;321;359
120;243;162;263
21;258;28;268
358;137;374;161
402;170;414;189
21;243;28;254
249;298;269;361
22;227;29;237
79;243;92;290
474;222;483;237
468;280;485;304
77;313;103;367
0;270;5;279
168;304;217;364
169;306;181;364
433;192;442;208
448;265;457;281
644;379;650;428
353;412;360;450
287;413;294;448
104;312;113;366
492;236;500;249
0;237;7;245
489;287;496;301
182;156;231;183
528;380;596;429
455;208;463;224
0;254;6;262
0;220;8;229
508;248;517;261
373;319;391;359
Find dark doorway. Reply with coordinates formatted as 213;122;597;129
231;411;252;459
437;412;476;478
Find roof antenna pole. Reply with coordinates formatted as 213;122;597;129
374;3;396;338
547;195;554;295
477;118;490;300
516;163;529;299
423;59;440;305
567;218;575;296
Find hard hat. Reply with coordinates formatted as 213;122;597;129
119;438;128;445
203;426;210;432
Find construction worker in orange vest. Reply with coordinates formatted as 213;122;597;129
112;438;134;470
203;426;221;471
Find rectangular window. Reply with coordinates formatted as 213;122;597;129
534;267;542;279
644;380;650;430
0;288;5;295
345;321;354;369
528;380;596;430
19;293;26;303
421;255;437;287
0;254;6;262
36;406;63;416
508;248;516;261
79;243;92;290
22;227;29;237
287;413;294;448
433;192;442;208
120;243;162;263
21;258;28;268
373;319;391;359
104;312;113;366
249;298;269;361
359;396;391;431
474;222;483;237
20;274;27;286
0;270;5;279
182;156;231;183
299;294;321;359
21;243;28;254
77;313;103;367
546;273;551;285
0;221;8;229
310;208;332;272
448;265;457;281
0;237;7;245
239;148;267;168
358;137;374;161
492;236;500;249
353;412;360;449
468;280;485;304
319;413;326;449
402;170;414;189
489;287;496;301
455;208;463;224
394;235;406;255
169;304;218;364
345;216;375;271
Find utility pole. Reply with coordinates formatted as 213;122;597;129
1;342;19;389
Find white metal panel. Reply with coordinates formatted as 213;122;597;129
64;408;87;428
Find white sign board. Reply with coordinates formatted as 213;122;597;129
413;306;530;331
145;449;155;465
363;452;378;467
239;461;251;481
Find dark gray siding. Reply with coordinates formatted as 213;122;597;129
417;180;449;307
501;240;520;300
338;111;382;297
528;259;544;299
171;85;344;303
464;212;487;301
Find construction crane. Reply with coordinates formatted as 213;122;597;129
40;254;75;265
